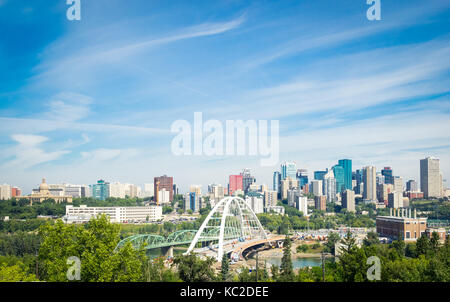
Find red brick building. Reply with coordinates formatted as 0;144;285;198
376;208;427;241
154;175;173;204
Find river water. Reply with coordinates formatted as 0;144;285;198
263;257;323;269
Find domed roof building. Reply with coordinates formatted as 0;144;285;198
24;178;73;205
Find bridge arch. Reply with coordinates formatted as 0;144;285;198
186;196;267;261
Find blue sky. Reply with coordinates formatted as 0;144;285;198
1;0;450;194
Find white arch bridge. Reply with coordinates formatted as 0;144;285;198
115;197;269;261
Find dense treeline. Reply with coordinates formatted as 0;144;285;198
0;215;448;282
295;232;450;282
0;232;41;256
257;205;376;234
411;200;450;220
0;199;66;219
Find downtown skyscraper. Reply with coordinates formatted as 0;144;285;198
363;166;377;203
420;157;443;198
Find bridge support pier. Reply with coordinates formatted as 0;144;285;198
161;246;174;258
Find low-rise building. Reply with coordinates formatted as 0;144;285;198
266;206;285;215
376;208;427;242
64;205;162;223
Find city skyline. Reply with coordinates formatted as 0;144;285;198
1;1;450;193
1;156;446;196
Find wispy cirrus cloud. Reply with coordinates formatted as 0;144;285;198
4;134;70;168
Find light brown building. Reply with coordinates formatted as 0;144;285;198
314;195;326;211
24;178;73;205
376;208;427;242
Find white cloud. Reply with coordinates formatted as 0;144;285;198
4;134;70;168
46;92;92;122
81;148;139;161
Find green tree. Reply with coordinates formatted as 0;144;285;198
0;262;38;282
279;236;294;282
144;257;180;282
391;240;406;258
38;215;146;282
324;232;340;255
220;254;230;281
430;232;440;254
416;234;431;256
172;253;216;282
363;232;379;247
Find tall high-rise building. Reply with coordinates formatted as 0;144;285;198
420;157;443;198
388;192;403;209
189;185;202;196
281;161;297;180
314;195;327;211
241;169;255;194
363;166;377;203
296;169;309;189
382;167;394;185
154;175;174;204
393;176;403;194
311;180;323;196
377;183;393;205
338;159;352;191
209;184;225;201
354;169;363;194
296;196;308;216
273;171;281;195
323;170;337;202
342;190;355;212
406;180;418;192
143;183;154;198
376;172;385;185
332;164;345;193
184;192;200;213
90;180;110;201
314;170;328;181
281;177;299;200
228;174;243;196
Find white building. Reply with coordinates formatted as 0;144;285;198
209;184;225;201
65;205;162;223
323;170;337;202
158;188;170;204
311;180;323;196
295;196;308;217
266;205;285;215
388;192;404;209
142;183;154;198
363;166;377;203
245;193;264;214
63;184;90;198
0;184;11;200
287;189;301;207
